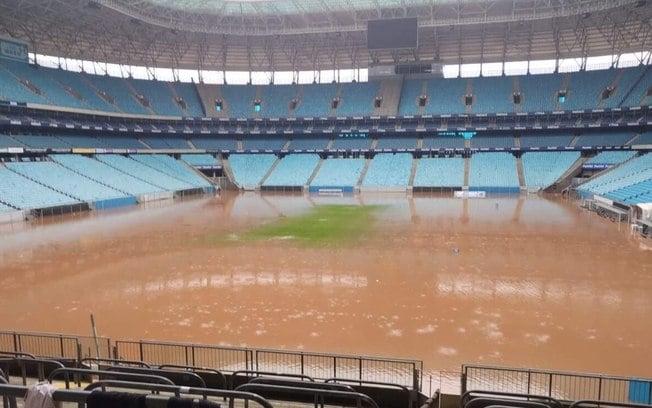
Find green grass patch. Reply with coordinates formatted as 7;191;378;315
222;204;380;246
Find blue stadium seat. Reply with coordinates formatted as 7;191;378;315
521;152;580;189
330;137;371;150
242;137;287;150
11;134;70;149
83;74;149;115
336;82;379;116
470;135;514;148
220;85;257;118
181;154;219;167
50;154;163;196
310;158;366;188
422;136;465;149
586;151;637;165
469;152;519;191
579;153;652;204
574;132;635;147
128;78;184;116
229;154;278;188
192;137;238;150
96;154;194;191
0;166;80;209
471;76;515;113
262;154;320;187
424;78;467;114
7;161;127;201
172;82;205;117
398;80;424;115
413;157;465;188
130;154;211;188
259;84;297;117
517;73;563;112
375;137;417;149
141;137;190;149
519;134;573;148
288;137;330;150
362;153;412;187
292;84;338;117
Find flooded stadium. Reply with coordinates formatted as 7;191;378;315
0;192;651;388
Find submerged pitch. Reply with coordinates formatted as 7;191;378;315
244;204;379;245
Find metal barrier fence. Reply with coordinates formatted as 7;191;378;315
115;340;254;372
254;349;421;389
462;365;652;403
115;341;421;389
0;331;111;359
1;332;422;390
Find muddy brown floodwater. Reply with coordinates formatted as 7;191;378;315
0;192;651;389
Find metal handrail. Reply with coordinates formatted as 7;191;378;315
234;382;380;408
104;366;207;388
0;357;65;385
249;377;355;392
80;357;151;368
230;370;314;389
158;364;227;389
83;380;275;408
0;352;36;359
569;401;652;408
48;367;175;389
0;383;225;408
461;390;563;408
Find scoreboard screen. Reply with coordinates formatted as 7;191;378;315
367;18;418;50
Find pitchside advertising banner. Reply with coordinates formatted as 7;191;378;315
0;37;28;62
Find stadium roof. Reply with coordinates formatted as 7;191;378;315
0;0;650;72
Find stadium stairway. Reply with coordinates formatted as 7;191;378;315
219;157;239;190
258;156;283;188
419;81;428;115
196;84;227;118
52;156;131;195
138;138;152;149
546;155;589;193
357;158;372;188
512;77;521;113
177;159;215;187
167;82;188;117
579;151;640;185
463;157;470;189
599;70;624;108
306;157;325;188
556;75;571;111
123;79;156;115
569;135;580;147
465;79;473;114
79;75;123;113
186;139;197;149
257;86;265;118
0;65;53;105
516;157;526;190
374;77;403;116
6;162;82;201
625;133;641;145
329;85;345;116
407;157;418;190
617;65;650;107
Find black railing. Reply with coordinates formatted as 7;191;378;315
462;365;652;403
0;331;111;359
